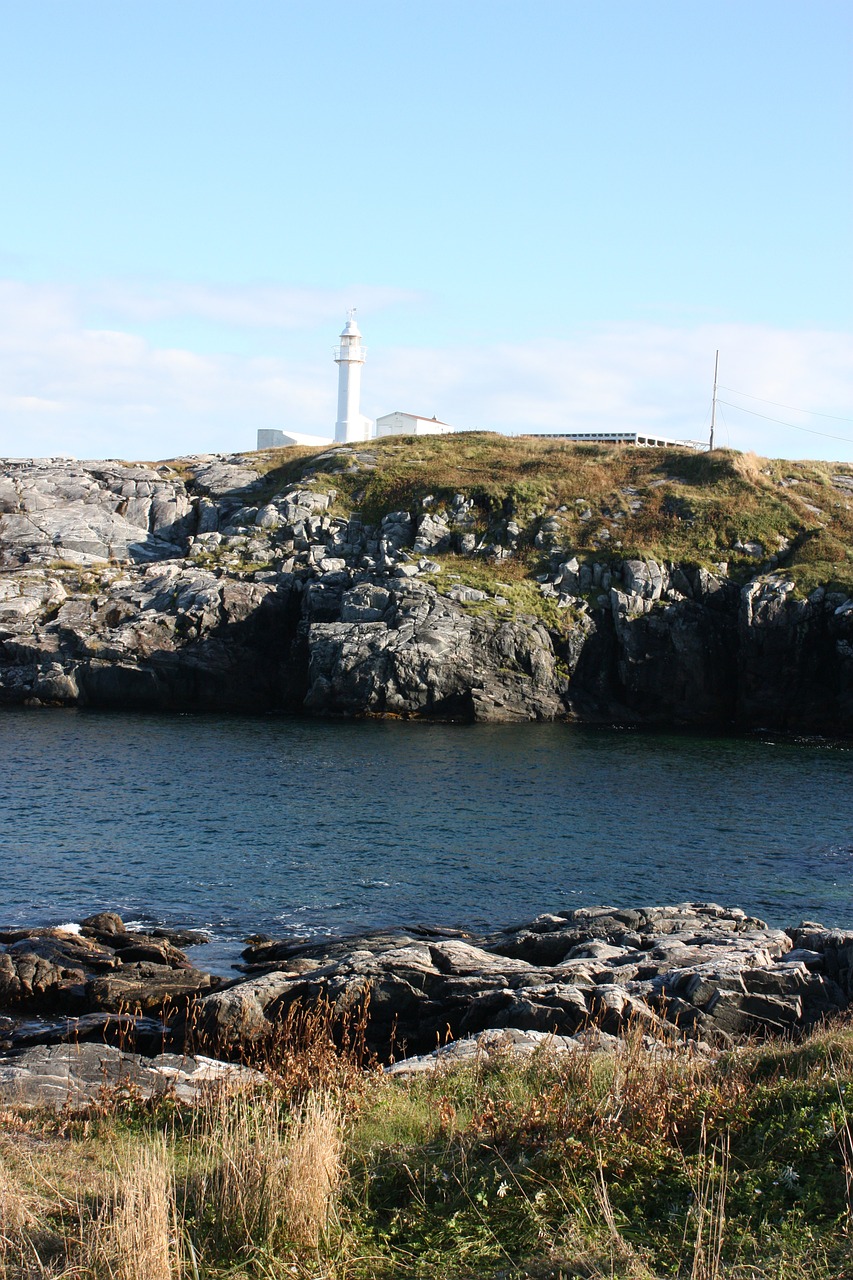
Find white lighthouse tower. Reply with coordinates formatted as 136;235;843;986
334;310;371;443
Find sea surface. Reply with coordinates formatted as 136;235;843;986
1;710;851;972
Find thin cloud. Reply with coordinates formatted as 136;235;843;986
373;326;853;458
0;279;851;462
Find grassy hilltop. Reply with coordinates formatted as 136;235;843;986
209;434;853;598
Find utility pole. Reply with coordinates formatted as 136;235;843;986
709;349;719;451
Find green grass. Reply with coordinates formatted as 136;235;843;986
418;554;584;636
344;1024;853;1278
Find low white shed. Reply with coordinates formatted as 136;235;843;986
374;412;456;438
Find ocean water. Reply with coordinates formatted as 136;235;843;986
1;710;851;971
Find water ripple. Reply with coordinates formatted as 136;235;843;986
0;712;851;959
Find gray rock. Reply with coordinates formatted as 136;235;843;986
621;559;665;600
0;916;217;1026
340;584;392;623
255;504;280;529
385;1027;621;1075
302;595;564;722
556;558;580;593
0;459;193;566
0;1042;262;1108
414;513;451;554
447;585;487;603
188;456;264;499
192;903;848;1060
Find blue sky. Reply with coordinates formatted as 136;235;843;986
1;1;851;460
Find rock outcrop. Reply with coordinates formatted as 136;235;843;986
2;450;853;731
3;904;852;1096
193;904;851;1059
0;914;217;1043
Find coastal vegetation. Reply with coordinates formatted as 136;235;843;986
2;1018;853;1279
227;434;853;597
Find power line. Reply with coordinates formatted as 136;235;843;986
716;399;853;445
718;385;853;424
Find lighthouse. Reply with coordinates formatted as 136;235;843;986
334;310;371;443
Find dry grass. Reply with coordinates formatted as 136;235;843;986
185;1085;291;1256
0;1152;40;1279
95;1139;176;1280
181;1082;342;1260
2;1021;853;1277
188;986;376;1098
281;1090;343;1248
686;1124;729;1280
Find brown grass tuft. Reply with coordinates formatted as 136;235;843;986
96;1139;176;1280
0;1153;39;1278
183;1082;342;1258
282;1090;343;1249
186;1084;290;1256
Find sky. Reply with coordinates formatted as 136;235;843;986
0;1;851;462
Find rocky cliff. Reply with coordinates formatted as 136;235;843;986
2;439;852;732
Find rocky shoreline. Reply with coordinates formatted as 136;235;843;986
2;450;852;732
2;902;852;1105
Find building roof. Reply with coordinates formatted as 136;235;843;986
340;314;362;337
377;411;449;426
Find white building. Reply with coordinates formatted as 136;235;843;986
375;411;456;438
333;312;459;440
256;315;703;453
257;428;330;448
524;431;698;448
256;313;459;450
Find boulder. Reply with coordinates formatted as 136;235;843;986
386;1027;624;1075
85;963;217;1013
414;513;451;555
0;917;218;1033
80;911;126;936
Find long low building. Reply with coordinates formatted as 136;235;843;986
523;430;697;448
256;429;332;448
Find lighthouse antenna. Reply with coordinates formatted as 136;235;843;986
709;350;719;451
